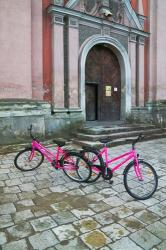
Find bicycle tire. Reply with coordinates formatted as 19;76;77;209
124;160;158;200
14;147;44;171
60;151;92;182
81;149;104;183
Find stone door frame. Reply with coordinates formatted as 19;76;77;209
79;35;131;120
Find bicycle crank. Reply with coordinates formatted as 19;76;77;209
102;168;113;180
51;160;59;169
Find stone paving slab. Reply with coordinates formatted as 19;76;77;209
0;138;166;249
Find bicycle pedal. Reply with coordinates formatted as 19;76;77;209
54;165;59;170
109;180;114;185
51;160;57;167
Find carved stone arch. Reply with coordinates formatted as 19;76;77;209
79;35;131;120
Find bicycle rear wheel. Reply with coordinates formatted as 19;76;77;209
14;147;44;171
124;160;158;200
81;149;103;183
61;151;92;182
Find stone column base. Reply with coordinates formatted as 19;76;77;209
127;101;166;127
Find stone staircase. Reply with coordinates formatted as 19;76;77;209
72;122;166;147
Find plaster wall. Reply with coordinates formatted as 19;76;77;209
149;0;166;101
156;1;166;100
0;0;32;99
32;0;43;100
148;0;157;101
0;0;43;100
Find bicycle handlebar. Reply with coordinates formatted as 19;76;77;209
28;124;35;140
126;133;145;149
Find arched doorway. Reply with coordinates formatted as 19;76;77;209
85;44;121;121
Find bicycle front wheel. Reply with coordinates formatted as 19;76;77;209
14;147;44;171
124;160;158;200
61;151;92;182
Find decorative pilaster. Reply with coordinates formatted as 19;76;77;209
137;36;145;106
52;14;65;109
129;34;137;106
68;17;79;108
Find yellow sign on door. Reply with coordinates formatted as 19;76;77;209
105;86;112;96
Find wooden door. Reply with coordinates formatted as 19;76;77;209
85;84;98;121
85;45;121;121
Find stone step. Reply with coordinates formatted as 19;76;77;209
72;132;166;148
74;128;166;142
78;124;156;135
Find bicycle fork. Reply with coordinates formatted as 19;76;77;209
134;155;144;181
28;148;35;161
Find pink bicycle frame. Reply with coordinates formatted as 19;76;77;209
94;146;143;180
30;140;65;169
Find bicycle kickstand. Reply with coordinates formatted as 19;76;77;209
109;180;114;185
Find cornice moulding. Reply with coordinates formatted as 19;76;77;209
48;5;149;37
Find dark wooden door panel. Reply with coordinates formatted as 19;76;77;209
85;45;121;121
101;46;121;121
85;48;102;84
86;84;97;121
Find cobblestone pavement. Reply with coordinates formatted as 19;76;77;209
0;138;166;250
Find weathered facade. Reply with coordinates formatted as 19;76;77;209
0;0;166;144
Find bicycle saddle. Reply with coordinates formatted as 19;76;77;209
99;138;112;144
53;140;66;147
82;146;95;150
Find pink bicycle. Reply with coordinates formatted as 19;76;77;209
14;125;92;182
81;134;158;200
